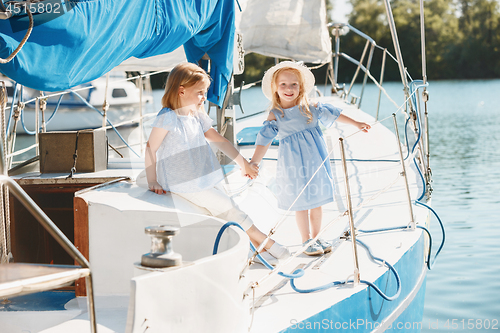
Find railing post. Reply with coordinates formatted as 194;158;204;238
85;274;98;333
339;138;360;285
375;49;387;121
392;114;415;229
333;25;341;86
35;96;39;155
345;40;369;102
357;43;375;109
138;74;144;156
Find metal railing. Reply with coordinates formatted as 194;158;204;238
0;85;97;332
3;70;165;169
328;21;431;194
0;174;98;333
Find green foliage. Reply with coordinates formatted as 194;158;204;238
341;0;500;81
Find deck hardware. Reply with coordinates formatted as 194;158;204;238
141;225;182;268
312;251;333;270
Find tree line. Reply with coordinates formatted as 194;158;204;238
235;0;500;87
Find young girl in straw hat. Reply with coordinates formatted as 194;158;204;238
249;61;371;256
146;62;290;265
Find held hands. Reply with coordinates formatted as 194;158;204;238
148;181;166;195
241;160;259;179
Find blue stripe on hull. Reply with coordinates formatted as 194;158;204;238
282;233;427;332
385;277;427;332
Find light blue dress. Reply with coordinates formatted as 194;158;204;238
256;102;342;211
152;108;224;193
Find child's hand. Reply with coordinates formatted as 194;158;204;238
148;181;166;194
357;121;371;133
242;161;259;179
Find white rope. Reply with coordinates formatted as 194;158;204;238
0;1;34;64
0;185;7;264
0;84;10;263
102;72;110;128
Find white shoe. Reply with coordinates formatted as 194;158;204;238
250;250;278;267
268;242;291;260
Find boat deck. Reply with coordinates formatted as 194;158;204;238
0;96;431;333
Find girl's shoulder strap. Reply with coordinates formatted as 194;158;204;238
158;107;174;116
268;108;279;119
153;107;178;131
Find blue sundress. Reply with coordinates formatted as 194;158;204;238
152;108;223;193
256;102;342;211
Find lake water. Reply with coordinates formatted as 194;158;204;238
8;79;500;331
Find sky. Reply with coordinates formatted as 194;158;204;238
330;0;352;22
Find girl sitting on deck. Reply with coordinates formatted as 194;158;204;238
249;61;371;256
145;62;290;265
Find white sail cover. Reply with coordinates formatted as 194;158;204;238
236;0;332;63
116;47;187;72
113;0;332;71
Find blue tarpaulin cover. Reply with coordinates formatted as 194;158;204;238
0;0;235;107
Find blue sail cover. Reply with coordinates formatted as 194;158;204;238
0;0;235;107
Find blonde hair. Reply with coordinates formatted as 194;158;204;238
161;62;211;112
269;67;312;123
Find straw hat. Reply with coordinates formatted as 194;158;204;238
261;61;315;101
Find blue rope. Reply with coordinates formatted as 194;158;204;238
213;222;401;299
213;221;274;271
289;275;343;293
19;87;37;135
288;239;401;301
357;239;401;301
415;202;446;269
45;94;63;125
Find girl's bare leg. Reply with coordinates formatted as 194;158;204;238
295;210;311;243
309;206;322;239
246;225;275;250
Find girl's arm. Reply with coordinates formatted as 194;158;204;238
204;128;258;179
250;111;277;165
250;142;272;166
337;114;371;132
145;127;169;194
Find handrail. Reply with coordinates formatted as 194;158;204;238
0;135;97;332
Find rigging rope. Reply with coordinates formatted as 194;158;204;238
0;83;12;263
0;1;33;64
